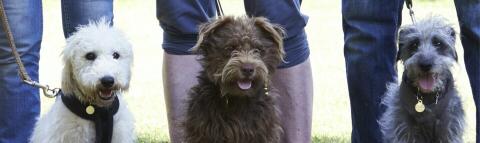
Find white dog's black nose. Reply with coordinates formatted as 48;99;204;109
101;76;115;88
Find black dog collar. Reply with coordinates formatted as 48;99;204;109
60;91;119;143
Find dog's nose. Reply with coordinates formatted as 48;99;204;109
241;64;255;77
418;54;434;72
419;62;433;72
100;76;115;88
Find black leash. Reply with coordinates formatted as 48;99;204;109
61;92;120;143
215;0;224;17
406;0;417;24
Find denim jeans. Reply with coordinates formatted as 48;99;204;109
0;0;113;142
342;0;480;142
454;0;480;142
0;0;42;142
61;0;113;38
157;0;309;68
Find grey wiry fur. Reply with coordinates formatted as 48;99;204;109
185;16;285;143
380;16;465;143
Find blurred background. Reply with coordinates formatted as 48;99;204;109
38;0;475;142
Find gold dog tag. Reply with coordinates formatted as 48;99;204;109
86;105;95;115
415;100;425;113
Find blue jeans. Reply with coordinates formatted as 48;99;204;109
0;0;112;142
157;0;309;68
0;1;42;142
61;0;113;38
454;0;480;142
342;0;480;142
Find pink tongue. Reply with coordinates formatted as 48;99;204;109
418;75;435;92
237;81;252;90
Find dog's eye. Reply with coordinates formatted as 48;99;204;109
432;38;443;47
113;52;120;59
85;52;96;61
408;40;419;51
252;49;260;54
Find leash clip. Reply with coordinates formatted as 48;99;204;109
24;80;60;98
1;0;60;99
406;0;416;24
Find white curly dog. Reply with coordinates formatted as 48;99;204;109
30;19;135;143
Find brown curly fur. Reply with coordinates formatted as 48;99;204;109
185;16;285;143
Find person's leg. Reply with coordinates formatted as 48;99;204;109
162;54;201;143
244;0;313;142
342;0;404;142
0;0;42;142
61;0;113;38
270;59;313;143
156;0;216;142
453;0;480;141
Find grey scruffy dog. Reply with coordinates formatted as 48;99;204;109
380;16;465;143
185;16;285;143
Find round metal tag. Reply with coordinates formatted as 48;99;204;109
86;105;95;115
415;101;425;113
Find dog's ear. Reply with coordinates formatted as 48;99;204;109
449;27;456;39
61;57;76;94
448;27;458;61
192;17;233;55
254;17;286;65
453;48;458;62
397;27;416;62
61;35;83;94
396;47;402;63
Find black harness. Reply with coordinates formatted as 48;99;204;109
60;92;119;143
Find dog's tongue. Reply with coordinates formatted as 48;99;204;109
237;80;252;90
418;74;435;92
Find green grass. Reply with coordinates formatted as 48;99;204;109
312;135;350;143
39;0;475;142
137;131;169;143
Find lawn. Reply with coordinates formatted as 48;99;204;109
38;0;475;142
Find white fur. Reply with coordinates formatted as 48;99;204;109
30;19;135;143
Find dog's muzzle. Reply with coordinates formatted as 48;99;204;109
99;76;116;100
415;61;439;93
237;64;255;90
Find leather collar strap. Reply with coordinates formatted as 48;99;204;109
60;92;119;143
